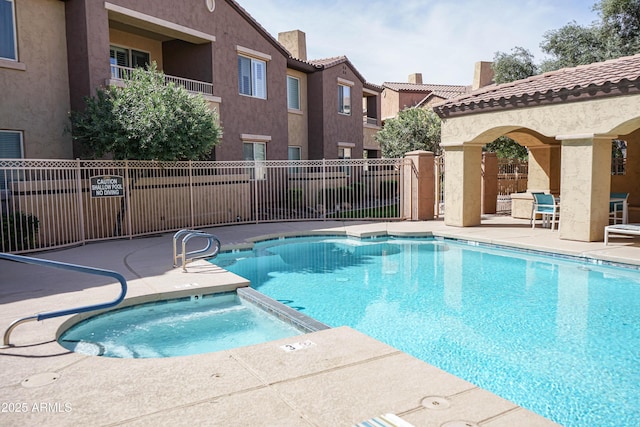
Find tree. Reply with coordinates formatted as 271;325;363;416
539;22;605;72
375;107;441;158
70;63;222;160
595;0;640;56
485;136;528;160
540;0;640;71
492;47;538;84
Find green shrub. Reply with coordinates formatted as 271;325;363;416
2;211;39;252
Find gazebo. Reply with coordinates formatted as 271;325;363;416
433;54;640;242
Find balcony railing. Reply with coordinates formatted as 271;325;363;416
110;65;214;96
363;116;378;125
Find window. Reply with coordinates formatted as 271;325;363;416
288;146;301;174
0;130;23;188
338;84;351;115
0;0;17;61
338;146;352;176
611;140;627;175
288;146;301;161
338;147;351;160
109;46;150;79
287;76;300;110
243;142;266;180
238;56;266;99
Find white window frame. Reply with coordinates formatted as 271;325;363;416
287;76;300;110
243;140;267;180
0;0;18;61
288;146;301;174
110;45;150;71
0;130;24;188
338;84;351;115
338;146;352;160
0;129;23;158
288;146;301;161
611;139;627;176
338;143;353;176
238;55;267;99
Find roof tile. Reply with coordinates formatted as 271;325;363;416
433;53;640;117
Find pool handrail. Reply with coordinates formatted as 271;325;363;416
0;253;128;348
173;229;221;272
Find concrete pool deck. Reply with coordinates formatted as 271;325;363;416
1;217;639;426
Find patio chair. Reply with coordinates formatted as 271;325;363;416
609;192;629;224
531;192;560;230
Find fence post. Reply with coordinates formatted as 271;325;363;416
75;159;86;245
254;162;259;224
434;156;444;218
322;158;326;221
481;152;498;214
189;160;194;228
403;150;434;220
124;160;133;239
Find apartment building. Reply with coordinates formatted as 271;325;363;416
0;0;382;162
0;0;71;159
381;72;471;122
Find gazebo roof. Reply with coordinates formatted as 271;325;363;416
433;53;640;118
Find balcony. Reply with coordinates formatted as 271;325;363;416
363;116;378;125
110;64;214;96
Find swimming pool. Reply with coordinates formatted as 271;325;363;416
211;235;640;427
58;291;307;358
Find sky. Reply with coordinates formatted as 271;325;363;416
236;0;600;85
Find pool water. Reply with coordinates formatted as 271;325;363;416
58;292;302;358
212;236;640;427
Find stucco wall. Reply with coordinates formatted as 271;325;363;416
440;94;640;146
308;63;364;159
440;92;640;241
363;125;381;152
381;88;399;120
0;0;72;159
398;92;428;111
66;0;290;161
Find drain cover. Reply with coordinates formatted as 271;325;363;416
421;396;451;410
21;372;61;388
441;421;480;427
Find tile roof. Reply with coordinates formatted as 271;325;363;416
226;0;291;58
309;56;368;85
226;2;377;88
433;53;640;118
309;56;349;68
383;82;469;95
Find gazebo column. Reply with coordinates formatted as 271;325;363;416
527;144;561;195
557;134;613;241
444;144;482;226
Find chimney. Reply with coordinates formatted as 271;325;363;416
473;61;494;90
278;30;307;61
408;73;423;84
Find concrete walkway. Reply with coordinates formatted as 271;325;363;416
1;218;639;426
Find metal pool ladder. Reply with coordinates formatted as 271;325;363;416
173;229;221;272
0;253;128;348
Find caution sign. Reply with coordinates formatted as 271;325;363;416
90;175;124;198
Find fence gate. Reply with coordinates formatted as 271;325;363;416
497;159;528;214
